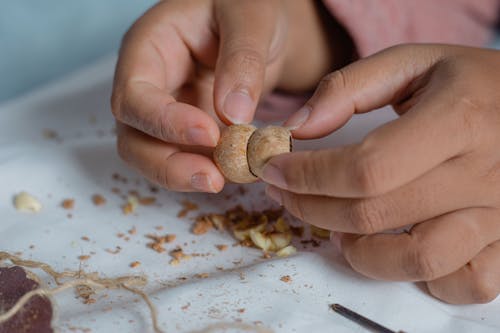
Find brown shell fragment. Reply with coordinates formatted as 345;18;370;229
0;266;54;333
247;126;291;178
214;124;258;184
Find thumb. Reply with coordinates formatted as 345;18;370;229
214;0;282;125
284;44;446;139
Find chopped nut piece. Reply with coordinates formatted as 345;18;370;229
208;214;228;230
280;275;292;283
215;244;228;251
169;259;180;266
14;192;42;213
105;246;122;254
129;261;141;268
177;200;199;218
92;194;106;206
311;225;330;239
276;245;297;257
61;199;75;210
138;196;156;206
128;226;137;235
195;273;209;279
237;308;246;313
146;234;176;253
192;217;213;235
122;195;138;215
81;236;90;242
78;255;91;261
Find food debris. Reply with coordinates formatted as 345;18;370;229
76;285;96;305
146;234;176;253
177;200;198;218
138;197;156;206
215;244;228;251
128;226;137;235
61;199;75;210
280;275;292;283
122;196;138;215
81;236;90;242
195;273;209;279
310;225;330;239
276;245;297;257
13;192;42;213
237;308;246;314
77;255;91;261
181;303;190;311
129;261;141;268
42;129;59;140
105;246;122;254
169;248;191;266
192;217;213;235
91;194;106;206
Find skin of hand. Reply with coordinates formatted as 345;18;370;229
111;0;352;193
262;44;500;304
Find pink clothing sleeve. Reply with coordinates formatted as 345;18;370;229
322;0;499;56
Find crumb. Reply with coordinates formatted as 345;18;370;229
14;191;42;213
62;198;75;210
130;261;141;268
111;187;121;194
138;196;156;206
170;248;191;263
128;226;137;235
195;273;209;279
29;244;35;249
169;259;180;266
105;246;121;254
122;195;138;215
154;225;164;231
181;303;190;311
81;236;90;241
146;234;176;253
78;255;91;261
280;275;292;283
117;233;125;238
262;252;272;259
215;244;228;251
237;308;245;313
192;217;213;235
177;200;199;218
92;194;106;206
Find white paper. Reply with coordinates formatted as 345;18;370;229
0;56;498;333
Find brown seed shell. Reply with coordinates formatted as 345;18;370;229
214;124;258;183
247;126;291;178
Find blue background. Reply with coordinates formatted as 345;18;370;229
0;2;498;104
0;1;156;102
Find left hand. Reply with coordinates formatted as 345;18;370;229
261;44;500;304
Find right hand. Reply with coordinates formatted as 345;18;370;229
111;0;348;192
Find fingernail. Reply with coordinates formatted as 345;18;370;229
223;90;254;124
265;185;282;205
261;164;287;189
191;172;215;192
283;106;311;130
330;232;343;253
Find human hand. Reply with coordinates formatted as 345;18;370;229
111;0;349;192
262;44;500;304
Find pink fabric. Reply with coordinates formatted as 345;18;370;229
257;0;499;121
322;0;500;56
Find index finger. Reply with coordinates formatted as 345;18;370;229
111;1;219;147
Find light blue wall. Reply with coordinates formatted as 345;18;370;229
0;1;156;102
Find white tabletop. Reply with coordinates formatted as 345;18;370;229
0;56;498;333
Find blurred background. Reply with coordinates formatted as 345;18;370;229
0;1;156;103
0;2;499;104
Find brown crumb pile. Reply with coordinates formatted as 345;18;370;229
190;206;298;257
61;199;75;210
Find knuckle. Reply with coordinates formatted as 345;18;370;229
348;199;383;234
318;69;347;95
349;142;387;196
405;245;439;281
151;161;172;190
467;265;498;303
